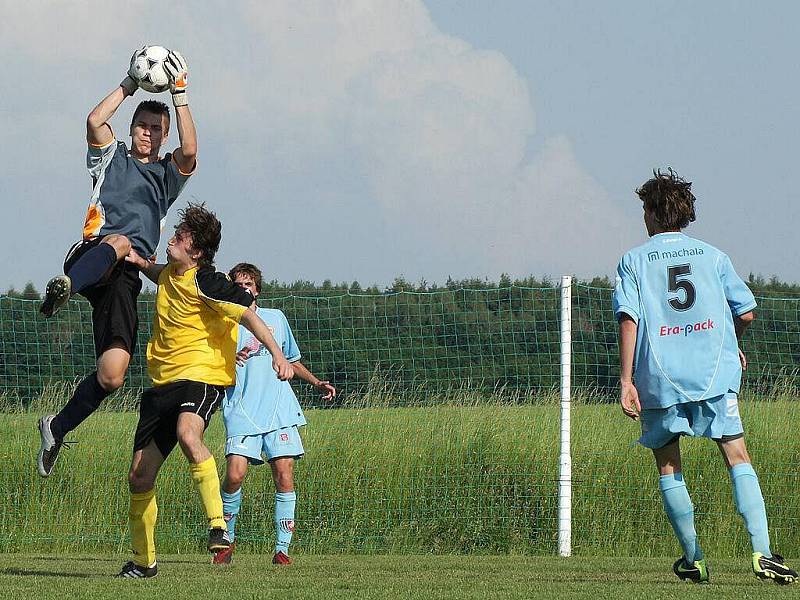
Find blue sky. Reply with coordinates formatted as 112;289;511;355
1;1;797;291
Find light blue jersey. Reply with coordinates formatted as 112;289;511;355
613;232;756;409
223;308;306;437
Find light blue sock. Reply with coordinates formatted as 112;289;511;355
730;463;771;556
659;473;703;562
222;488;242;542
274;491;296;554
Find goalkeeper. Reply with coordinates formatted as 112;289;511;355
37;49;195;478
614;168;796;585
117;204;294;578
212;262;336;566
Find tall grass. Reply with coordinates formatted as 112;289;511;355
4;388;799;557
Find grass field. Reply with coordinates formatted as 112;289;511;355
5;392;800;559
0;554;790;600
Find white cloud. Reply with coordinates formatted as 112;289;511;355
0;0;633;290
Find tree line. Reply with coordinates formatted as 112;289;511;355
1;274;797;407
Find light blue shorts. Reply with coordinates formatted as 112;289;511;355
639;392;744;449
224;425;305;465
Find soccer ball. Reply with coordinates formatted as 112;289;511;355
129;45;171;93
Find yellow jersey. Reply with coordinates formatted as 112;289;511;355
147;264;253;386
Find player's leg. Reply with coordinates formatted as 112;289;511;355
265;426;304;564
39;267;140;477
38;343;130;477
639;404;706;581
213;451;251;564
66;234;131;293
40;235;130;318
270;457;296;563
653;436;706;582
222;452;251;543
118;390;171;578
175;384;228;551
717;435;796;584
120;441;166;577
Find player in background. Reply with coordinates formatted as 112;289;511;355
212;262;336;566
37;50;195;477
614;169;796;585
117;205;294;578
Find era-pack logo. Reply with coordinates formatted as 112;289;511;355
659;318;714;337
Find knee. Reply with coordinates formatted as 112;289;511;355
225;467;246;490
273;469;294;493
177;430;203;461
128;467;153;493
97;370;125;392
105;235;132;258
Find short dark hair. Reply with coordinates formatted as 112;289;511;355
636;168;696;230
175;202;221;266
131;100;170;130
228;263;263;294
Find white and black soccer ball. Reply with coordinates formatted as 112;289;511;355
129;45;171;93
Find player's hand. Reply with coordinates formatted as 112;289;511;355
124;248;148;269
235;348;252;367
273;356;294;381
121;47;144;96
738;348;748;371
164;50;189;107
620;380;641;421
314;380;336;401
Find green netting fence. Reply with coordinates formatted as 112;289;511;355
1;284;799;556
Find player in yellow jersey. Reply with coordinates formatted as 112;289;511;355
116;203;294;578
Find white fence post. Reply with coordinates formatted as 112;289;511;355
558;275;572;557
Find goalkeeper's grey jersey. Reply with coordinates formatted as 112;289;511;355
82;139;192;257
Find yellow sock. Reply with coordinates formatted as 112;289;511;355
129;488;157;568
190;455;226;530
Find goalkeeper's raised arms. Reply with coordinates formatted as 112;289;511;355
164;50;189;107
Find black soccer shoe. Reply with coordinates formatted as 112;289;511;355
39;275;71;318
37;415;68;477
116;561;158;579
672;557;709;583
208;527;231;552
753;552;797;585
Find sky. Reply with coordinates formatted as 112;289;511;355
1;1;798;291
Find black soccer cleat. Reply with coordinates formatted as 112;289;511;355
208;527;231;553
753;552;797;585
116;560;158;578
672;557;709;583
39;275;71;318
37;415;71;477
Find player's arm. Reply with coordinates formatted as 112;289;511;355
125;249;165;283
87;55;140;147
734;310;755;370
291;361;336;400
163;51;197;174
240;309;294;381
618;314;641;421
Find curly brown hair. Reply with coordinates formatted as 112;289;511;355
636;168;696;230
228;262;263;294
175;202;221;266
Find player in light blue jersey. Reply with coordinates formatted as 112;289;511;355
614;169;796;585
213;263;336;566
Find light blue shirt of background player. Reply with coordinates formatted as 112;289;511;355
613;232;756;409
223;307;307;437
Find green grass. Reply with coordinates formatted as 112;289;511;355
4;394;800;557
0;554;790;600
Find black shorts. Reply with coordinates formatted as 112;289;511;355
133;380;225;457
64;238;143;358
